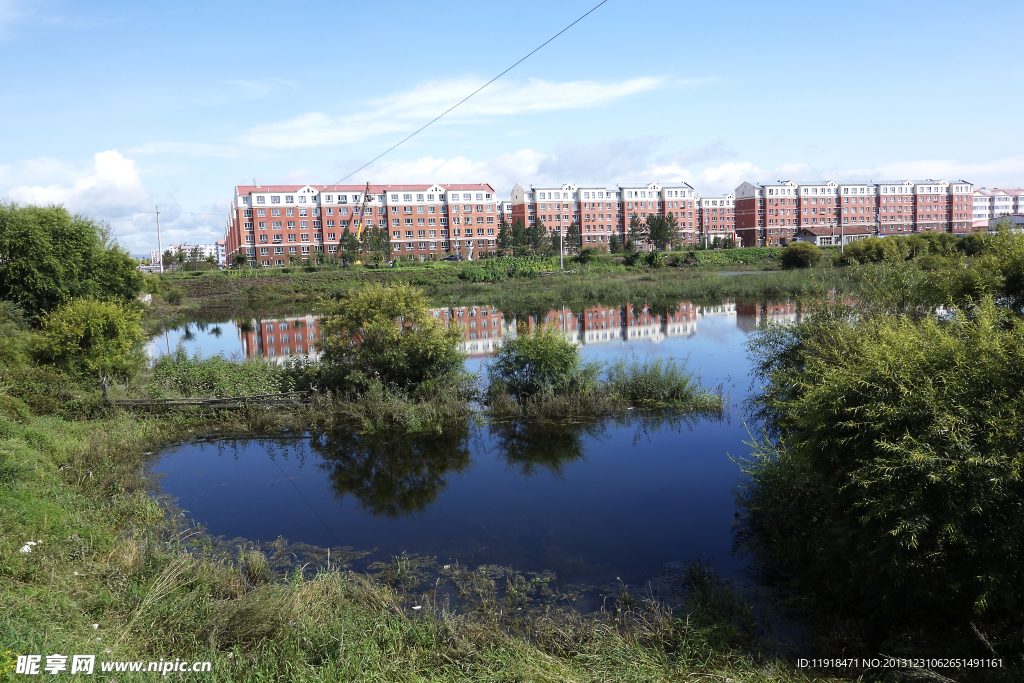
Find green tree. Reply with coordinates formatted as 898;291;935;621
627;213;644;250
316;282;465;393
608;233;623;254
232;253;248;269
33;298;145;379
566;222;581;254
496;222;511;252
779;241;822;269
362;225;392;266
524;220;539;254
0;203;143;319
647;214;675;251
533;220;549;253
339;228;360;266
511;219;528;252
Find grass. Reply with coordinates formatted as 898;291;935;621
0;399;847;682
155;252;845;316
606;354;721;410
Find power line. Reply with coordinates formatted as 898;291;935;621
331;0;610;186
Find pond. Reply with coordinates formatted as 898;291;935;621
147;299;800;592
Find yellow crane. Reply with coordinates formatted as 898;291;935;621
353;181;373;240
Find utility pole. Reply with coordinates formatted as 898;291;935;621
156;205;163;273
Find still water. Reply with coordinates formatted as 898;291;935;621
148;300;798;589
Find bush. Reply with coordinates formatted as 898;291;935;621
743;296;1024;639
487;324;600;404
317;282;465;393
779;242;822;269
165;286;185;305
0;301;31;370
33;299;145;380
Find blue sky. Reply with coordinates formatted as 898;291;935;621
1;0;1022;254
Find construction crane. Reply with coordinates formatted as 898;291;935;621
353;181;373;240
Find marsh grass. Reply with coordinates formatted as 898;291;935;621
606;354;722;410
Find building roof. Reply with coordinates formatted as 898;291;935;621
974;188;1024;197
796;225;871;236
235;183;495;194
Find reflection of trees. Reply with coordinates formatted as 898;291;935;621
489;420;604;478
311;428;472;519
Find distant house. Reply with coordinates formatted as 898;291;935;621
989;214;1024;230
792;225;871;246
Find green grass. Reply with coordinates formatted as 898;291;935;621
156;252;845;317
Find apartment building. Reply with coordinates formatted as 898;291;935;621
973;188;1024;227
224;183;496;266
509;181;699;252
156;240;226;266
695;193;738;245
735;179;974;247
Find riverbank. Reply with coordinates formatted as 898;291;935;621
1;394;842;682
149;254;845;323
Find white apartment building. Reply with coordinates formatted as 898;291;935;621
156;241;226;266
973;188;1024;226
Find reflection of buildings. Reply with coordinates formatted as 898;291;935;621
430;306;505;356
735;300;801;332
239;314;322;364
237;301;748;363
509;301;737;346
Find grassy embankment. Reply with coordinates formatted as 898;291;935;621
148;248;846;321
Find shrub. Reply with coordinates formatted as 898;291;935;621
0;301;31;370
487;324;600;404
779;242;822;269
316;282;465;393
33;298;145;380
742;297;1024;634
165;287;185;305
645;250;665;268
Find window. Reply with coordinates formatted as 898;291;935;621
285;196;294;204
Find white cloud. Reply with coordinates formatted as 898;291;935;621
1;150;226;255
5;150;147;211
239;77;666;149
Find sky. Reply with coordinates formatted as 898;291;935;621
1;0;1022;255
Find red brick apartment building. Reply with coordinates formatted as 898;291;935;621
735;179;975;247
509;182;700;252
225;183;496;266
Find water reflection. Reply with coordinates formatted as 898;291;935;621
148;299;805;376
311;428;472;520
150;309;763;585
